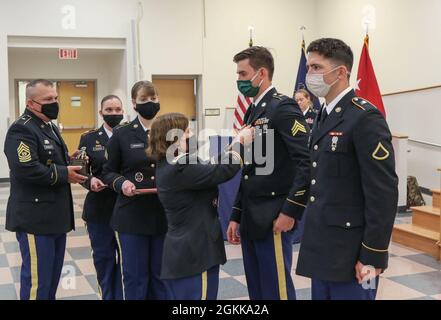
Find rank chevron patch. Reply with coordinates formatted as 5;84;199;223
291;120;307;137
17;141;32;163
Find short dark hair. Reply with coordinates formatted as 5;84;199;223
131;80;157;100
100;94;122;109
26;79;54;99
147;113;189;161
307;38;354;73
233;46;275;80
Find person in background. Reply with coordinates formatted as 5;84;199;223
78;94;125;300
102;81;167;300
149;113;254;300
295;89;317;129
4;79;87;299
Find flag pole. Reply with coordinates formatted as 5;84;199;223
300;25;306;50
248;26;254;47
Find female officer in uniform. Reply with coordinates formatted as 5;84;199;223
102;81;167;300
78;95;124;300
148;112;253;300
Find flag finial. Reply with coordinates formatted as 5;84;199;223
248;26;254;47
300;25;306;42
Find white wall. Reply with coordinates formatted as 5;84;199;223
315;0;441;93
202;0;317;133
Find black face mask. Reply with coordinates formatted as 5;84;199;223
103;114;123;128
135;101;160;120
33;100;59;120
186;135;198;155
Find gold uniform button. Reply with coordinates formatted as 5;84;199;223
314;145;318;151
151;176;155;180
244;175;249;180
311;179;316;185
312;162;317;168
35;198;39;202
346;222;351;227
150;163;155;168
310;196;315;202
271;192;276;196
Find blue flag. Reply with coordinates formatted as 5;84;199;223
294;40;321;111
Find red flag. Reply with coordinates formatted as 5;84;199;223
355;35;386;117
233;93;252;130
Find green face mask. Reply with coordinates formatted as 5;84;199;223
237;71;263;97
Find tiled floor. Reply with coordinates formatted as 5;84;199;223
0;183;440;300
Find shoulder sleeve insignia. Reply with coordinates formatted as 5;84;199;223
291;120;307;137
372;142;390;160
17;141;32;163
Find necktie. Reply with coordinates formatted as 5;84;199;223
245;103;255;125
321;108;328;124
48;123;61;144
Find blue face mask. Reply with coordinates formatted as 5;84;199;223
236;71;263;97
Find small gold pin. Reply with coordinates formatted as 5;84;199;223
96;140;100;145
262;102;267;107
44;140;49;144
98;131;103;135
134;124;139;128
335;107;342;113
40;124;45;129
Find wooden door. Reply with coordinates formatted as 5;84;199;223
57;81;96;153
152;79;196;120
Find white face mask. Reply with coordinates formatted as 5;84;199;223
305;66;344;98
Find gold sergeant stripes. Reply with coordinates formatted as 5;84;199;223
291;120;307;137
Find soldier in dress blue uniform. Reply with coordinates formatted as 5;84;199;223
78;95;125;300
296;38;398;300
227;47;310;300
149;113;254;300
295;89;317;130
3;79;88;299
101;81;167;300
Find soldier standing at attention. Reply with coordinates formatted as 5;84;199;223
296;38;398;300
227;47;310;300
101;81;167;300
4;79;88;300
78;95;125;300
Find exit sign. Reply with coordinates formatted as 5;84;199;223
59;48;78;60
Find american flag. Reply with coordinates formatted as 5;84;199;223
233;93;252;130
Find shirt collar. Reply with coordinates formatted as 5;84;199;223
324;86;352;114
137;116;149;132
253;85;274;106
103;125;113;138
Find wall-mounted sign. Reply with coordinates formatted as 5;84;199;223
204;108;220;116
71;96;81;107
59;48;78;60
